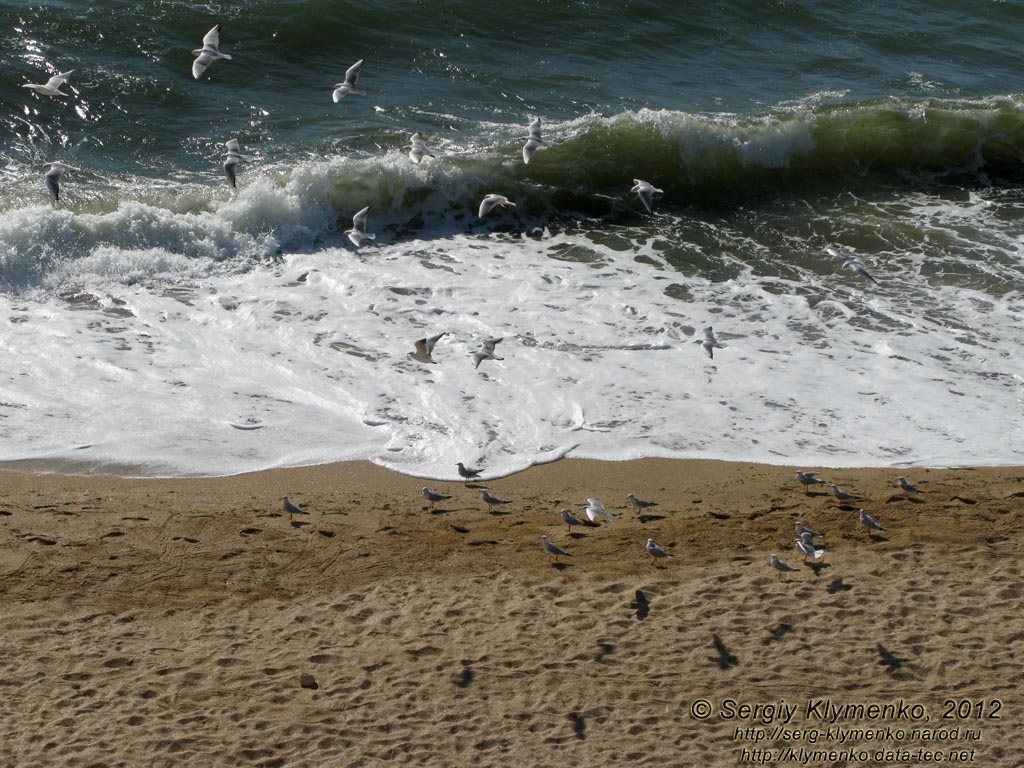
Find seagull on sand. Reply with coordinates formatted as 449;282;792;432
770;554;799;579
345;206;375;247
646;538;672;560
697;327;725;359
42;162;78;203
795;471;825;494
897;476;922;495
220;139;246;189
411;333;446;364
541;535;570;560
584;499;613;524
192;25;231;80
401;132;435;164
280;496;307;521
794;538;824;562
456;462;483;482
827;247;879;287
627;493;657;512
831;484;859;504
480;488;511;511
522;117;548;164
859;509;884;531
332;59;364;102
795;522;824;540
422;487;452;510
631;179;663;213
478;194;516;219
472;338;504;369
560;508;587;532
22;70;74;97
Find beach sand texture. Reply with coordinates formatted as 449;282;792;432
1;459;1021;767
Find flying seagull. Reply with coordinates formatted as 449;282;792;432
827;247;879;286
697;327;725;359
345;206;375;247
332;59;364;102
522;117;548;164
478;194;516;219
220;139;246;188
22;70;74;97
411;333;446;364
42;162;78;203
472;338;504;369
192;25;231;80
402;132;435;164
630;179;663;213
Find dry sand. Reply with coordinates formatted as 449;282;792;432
0;459;1022;767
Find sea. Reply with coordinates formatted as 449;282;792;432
1;0;1022;478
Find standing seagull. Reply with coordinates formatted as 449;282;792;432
480;488;511;511
770;554;799;579
22;70;74;97
541;535;570;560
280;495;307;521
795;471;825;494
827;247;879;287
422;487;452;510
645;538;672;561
478;194;516;219
627;493;657;512
411;333;446;364
897;476;922;495
220;139;246;189
795;522;823;540
332;59;364;102
456;462;483;483
345;206;375;247
630;179;663;213
401;132;435;164
560;508;587;532
831;484;859;504
472;338;504;369
522;117;548;164
859;509;885;531
42;162;78;203
192;25;231;80
697;327;725;359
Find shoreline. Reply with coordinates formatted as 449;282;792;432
2;457;1021;766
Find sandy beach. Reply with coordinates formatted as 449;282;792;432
1;459;1021;767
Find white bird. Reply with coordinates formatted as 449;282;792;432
827;247;879;286
859;508;885;531
472;337;504;369
480;488;511;510
280;495;307;520
42;162;78;203
220;139;246;189
332;59;364;102
630;179;663;213
795;522;824;540
831;484;859;503
401;132;435;164
560;508;587;532
627;493;657;511
646;538;672;560
584;502;613;524
794;538;824;561
22;70;74;97
799;530;818;550
411;333;446;364
192;25;231;80
541;535;570;559
456;462;483;482
770;554;799;578
344;206;375;247
897;476;922;495
697;327;725;359
422;487;452;509
522;117;548;164
478;194;516;219
795;471;825;494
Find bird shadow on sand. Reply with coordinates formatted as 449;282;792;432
552;561;572;571
452;663;475;688
290;520;310;529
568;712;587;740
764;623;793;645
568;532;589;540
594;642;615;663
637;514;666;524
805;560;831;577
630;590;650;621
868;532;889;543
710;634;740;670
828;578;854;594
877;644;909;674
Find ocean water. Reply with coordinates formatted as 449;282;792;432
1;0;1022;477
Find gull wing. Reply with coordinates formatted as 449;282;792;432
202;25;222;49
344;59;364;87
